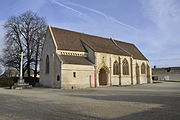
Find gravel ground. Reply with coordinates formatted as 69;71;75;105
0;82;180;120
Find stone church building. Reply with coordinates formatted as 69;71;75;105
40;25;152;89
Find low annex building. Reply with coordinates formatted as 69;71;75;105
152;67;180;80
40;25;152;89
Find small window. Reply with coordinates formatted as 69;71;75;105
45;55;49;74
73;72;76;78
57;75;60;81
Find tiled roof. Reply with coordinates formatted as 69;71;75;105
60;55;93;65
115;40;148;60
51;26;148;60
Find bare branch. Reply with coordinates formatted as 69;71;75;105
2;10;47;78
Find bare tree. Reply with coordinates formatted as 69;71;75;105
1;11;47;78
32;24;46;78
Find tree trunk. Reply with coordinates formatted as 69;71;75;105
27;48;31;79
34;40;40;78
34;51;39;78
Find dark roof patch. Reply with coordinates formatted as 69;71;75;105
60;55;93;65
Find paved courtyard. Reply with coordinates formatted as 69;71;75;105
0;82;180;120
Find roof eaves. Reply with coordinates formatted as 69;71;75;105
49;25;58;51
132;44;148;61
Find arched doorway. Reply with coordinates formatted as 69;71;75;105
136;63;140;84
147;65;151;83
99;68;108;85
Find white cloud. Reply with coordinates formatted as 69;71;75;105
63;0;138;31
49;0;83;16
0;20;5;54
48;0;93;23
12;0;46;15
139;0;180;67
142;0;180;29
0;20;5;40
50;0;138;31
141;0;180;40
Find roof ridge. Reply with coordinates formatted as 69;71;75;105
51;26;131;43
114;39;134;45
80;39;95;52
111;38;132;57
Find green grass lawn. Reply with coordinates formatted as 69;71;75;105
164;80;180;82
153;80;180;83
153;81;163;83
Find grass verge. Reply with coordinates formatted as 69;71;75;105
164;80;180;82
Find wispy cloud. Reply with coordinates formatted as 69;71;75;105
49;0;83;16
11;0;46;15
142;0;180;30
141;0;180;44
0;20;5;39
48;0;94;23
0;20;5;53
66;1;138;30
139;0;180;67
64;0;138;31
49;0;138;31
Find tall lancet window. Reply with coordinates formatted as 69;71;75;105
113;60;119;75
46;55;49;74
122;58;129;75
141;62;146;74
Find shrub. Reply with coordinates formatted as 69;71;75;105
24;77;39;87
0;77;14;87
0;77;39;87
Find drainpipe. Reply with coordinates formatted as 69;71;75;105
130;56;133;85
51;53;55;88
118;57;121;86
110;56;112;86
94;52;97;88
57;54;63;89
94;66;97;88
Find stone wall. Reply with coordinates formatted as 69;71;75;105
61;64;94;89
95;52;132;86
40;28;59;88
152;67;180;80
132;59;152;84
95;52;152;87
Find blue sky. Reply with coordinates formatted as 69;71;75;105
0;0;180;68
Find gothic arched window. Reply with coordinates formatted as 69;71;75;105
113;60;119;75
141;62;146;74
46;55;49;74
122;58;129;75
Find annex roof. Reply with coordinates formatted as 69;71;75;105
60;55;93;65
